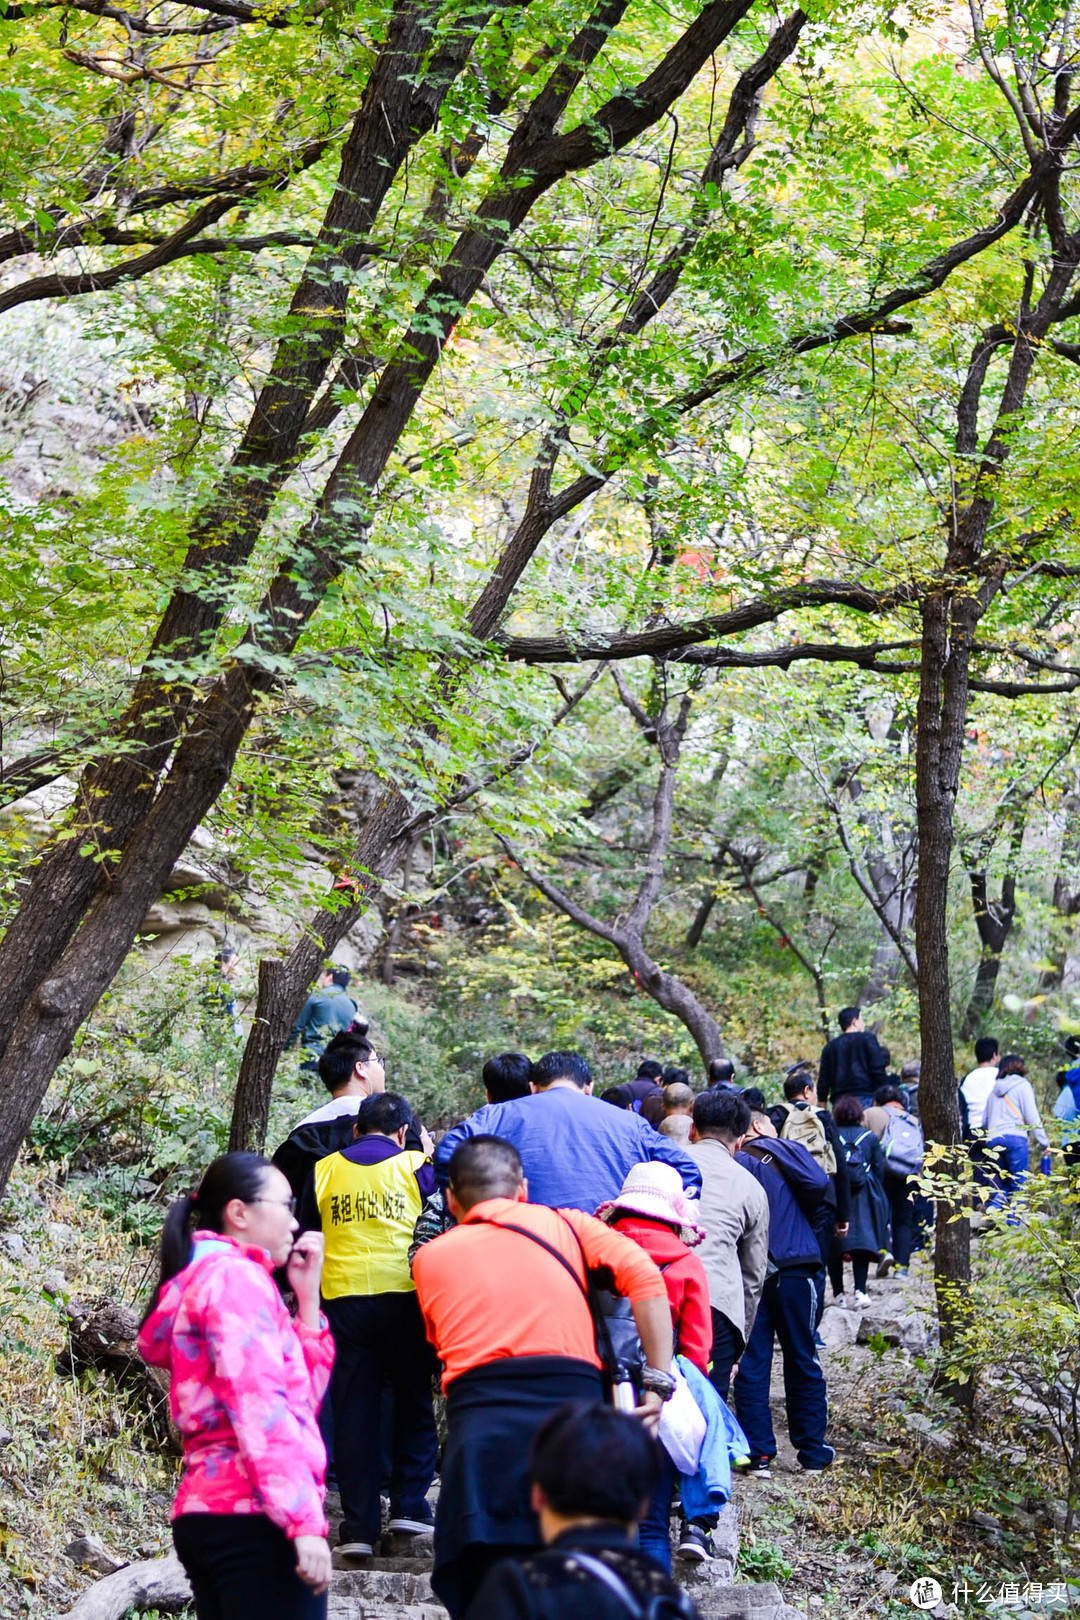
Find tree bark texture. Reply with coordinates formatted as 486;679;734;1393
228;957;293;1153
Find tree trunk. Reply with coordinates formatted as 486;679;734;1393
914;587;974;1401
685;888;717;949
228;958;293;1154
960;872;1017;1039
1039;787;1080;989
858;925;903;1005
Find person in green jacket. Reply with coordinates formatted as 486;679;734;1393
289;967;359;1071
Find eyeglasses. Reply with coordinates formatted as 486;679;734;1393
252;1196;296;1215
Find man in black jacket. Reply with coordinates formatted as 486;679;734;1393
817;1007;887;1110
733;1116;833;1477
467;1402;697;1620
274;1030;429;1203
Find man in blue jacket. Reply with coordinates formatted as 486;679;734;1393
733;1110;832;1477
433;1050;701;1211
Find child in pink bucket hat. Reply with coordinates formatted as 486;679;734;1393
596;1162;714;1570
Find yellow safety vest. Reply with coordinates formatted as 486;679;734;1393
314;1148;427;1299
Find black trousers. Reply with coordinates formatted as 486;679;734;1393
707;1308;743;1402
173;1513;326;1620
883;1172;915;1267
324;1291;438;1546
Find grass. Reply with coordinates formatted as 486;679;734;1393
0;1166;176;1617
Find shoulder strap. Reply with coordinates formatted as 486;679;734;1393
467;1215;590;1302
469;1214;618;1374
563;1552;645;1619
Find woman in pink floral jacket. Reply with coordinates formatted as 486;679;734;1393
138;1152;335;1619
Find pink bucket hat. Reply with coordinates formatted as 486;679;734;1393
595;1161;706;1247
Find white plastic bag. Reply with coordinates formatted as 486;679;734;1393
657;1362;707;1475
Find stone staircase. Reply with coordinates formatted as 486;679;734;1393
325;1505;802;1620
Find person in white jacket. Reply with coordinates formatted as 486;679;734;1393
984;1055;1049;1209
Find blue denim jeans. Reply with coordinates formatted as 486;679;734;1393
987;1135;1029;1211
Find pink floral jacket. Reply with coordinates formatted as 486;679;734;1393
138;1233;334;1538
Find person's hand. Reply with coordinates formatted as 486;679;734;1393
835;1222;849;1237
634;1390;664;1434
294;1535;332;1593
287;1231;325;1327
420;1124;435;1158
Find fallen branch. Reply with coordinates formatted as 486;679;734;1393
65;1555;191;1619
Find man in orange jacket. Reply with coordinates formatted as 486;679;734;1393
412;1135;674;1619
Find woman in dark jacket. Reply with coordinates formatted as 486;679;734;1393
829;1097;888;1308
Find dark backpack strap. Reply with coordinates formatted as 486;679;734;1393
563;1552;645;1618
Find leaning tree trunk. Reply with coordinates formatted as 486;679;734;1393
914;586;974;1401
229;958;293;1154
960;871;1017;1039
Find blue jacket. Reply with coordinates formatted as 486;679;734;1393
677;1355;749;1520
433;1086;702;1211
736;1137;826;1271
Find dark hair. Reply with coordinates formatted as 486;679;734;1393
693;1088;750;1140
448;1136;523;1208
974;1036;999;1064
217;946;238;966
600;1084;632;1108
532;1051;592;1090
356;1092;413;1136
838;1006;860;1031
639;1091;666;1127
833;1095;865;1126
531;1402;662;1521
707;1058;735;1085
635;1060;664;1082
318;1031;375;1094
348;1016;370;1038
741;1086;767;1113
900;1058;921;1080
874;1084;905;1106
482;1052;533;1104
997;1053;1026;1077
661;1066;689;1088
783;1072;814;1102
142;1152;271;1325
328;965;351;988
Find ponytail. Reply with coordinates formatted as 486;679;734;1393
141;1151;271;1325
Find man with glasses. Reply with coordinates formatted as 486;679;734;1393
301;1091;439;1561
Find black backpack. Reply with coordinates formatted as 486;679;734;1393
842;1128;872;1193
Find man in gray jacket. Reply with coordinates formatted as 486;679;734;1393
688;1088;770;1401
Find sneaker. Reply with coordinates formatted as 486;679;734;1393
799;1459;833;1474
834;1293;848;1309
876;1252;893;1278
388;1514;434;1535
337;1541;374;1559
853;1289;872;1308
677;1525;713;1562
894;1265;909;1277
740;1457;773;1479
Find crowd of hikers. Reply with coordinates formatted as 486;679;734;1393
135;993;1058;1620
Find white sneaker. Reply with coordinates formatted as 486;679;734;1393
853;1290;872;1308
835;1294;848;1309
338;1541;374;1560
